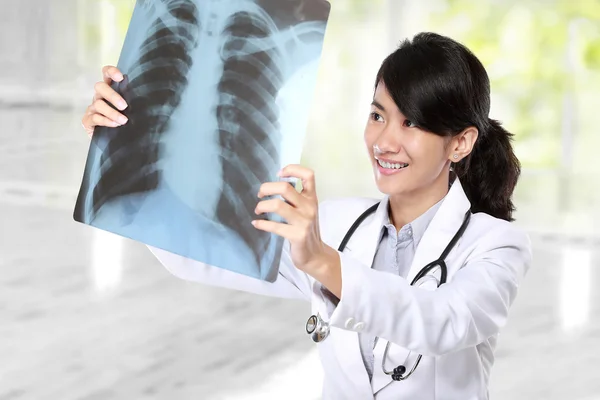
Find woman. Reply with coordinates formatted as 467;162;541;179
81;32;532;399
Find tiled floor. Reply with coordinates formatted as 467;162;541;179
1;107;599;400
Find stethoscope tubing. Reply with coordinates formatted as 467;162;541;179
307;202;471;382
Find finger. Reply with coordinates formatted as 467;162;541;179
89;113;121;130
93;81;128;111
102;65;124;84
251;219;298;240
82;105;97;135
255;198;303;224
278;165;316;197
81;115;95;137
93;99;129;126
258;181;304;207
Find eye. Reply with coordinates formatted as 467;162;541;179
370;112;384;122
403;119;415;128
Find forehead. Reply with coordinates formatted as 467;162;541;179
373;82;402;115
374;81;390;98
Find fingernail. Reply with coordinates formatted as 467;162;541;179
117;100;127;110
277;170;283;177
251;220;257;227
118;115;128;125
115;73;124;81
110;121;120;127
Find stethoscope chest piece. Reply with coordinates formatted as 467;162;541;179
306;313;330;343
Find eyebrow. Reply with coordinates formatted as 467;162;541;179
371;100;385;112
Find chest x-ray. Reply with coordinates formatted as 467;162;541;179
74;0;331;282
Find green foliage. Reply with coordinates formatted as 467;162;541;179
429;0;600;168
110;0;136;36
79;0;135;63
583;37;600;68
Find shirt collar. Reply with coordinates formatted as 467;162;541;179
379;197;445;249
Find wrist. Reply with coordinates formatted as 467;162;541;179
310;245;342;298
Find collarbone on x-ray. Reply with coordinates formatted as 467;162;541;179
74;0;330;281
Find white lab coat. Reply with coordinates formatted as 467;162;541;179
149;178;532;399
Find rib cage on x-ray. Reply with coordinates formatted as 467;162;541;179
74;0;331;281
214;1;330;272
74;0;200;221
215;9;285;270
93;0;199;215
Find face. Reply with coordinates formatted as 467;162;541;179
364;82;454;198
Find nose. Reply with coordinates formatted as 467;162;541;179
373;126;401;155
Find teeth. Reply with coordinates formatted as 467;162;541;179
377;160;408;169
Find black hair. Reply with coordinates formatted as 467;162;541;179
375;32;521;222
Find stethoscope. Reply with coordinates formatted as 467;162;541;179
305;202;471;381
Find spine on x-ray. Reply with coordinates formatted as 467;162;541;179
89;0;200;217
215;8;285;269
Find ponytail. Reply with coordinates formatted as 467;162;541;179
453;118;521;222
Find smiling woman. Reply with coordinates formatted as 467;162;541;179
364;32;521;227
82;30;532;400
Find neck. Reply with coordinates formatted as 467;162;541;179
388;173;450;230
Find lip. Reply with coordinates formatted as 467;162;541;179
374;157;409;176
375;157;409;164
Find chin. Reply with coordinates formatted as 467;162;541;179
373;174;412;196
377;184;412;197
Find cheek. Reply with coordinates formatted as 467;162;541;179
411;137;447;171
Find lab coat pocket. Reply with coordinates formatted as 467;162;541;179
371;338;423;394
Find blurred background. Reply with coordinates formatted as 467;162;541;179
1;0;599;399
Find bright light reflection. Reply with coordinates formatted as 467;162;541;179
560;244;591;331
100;0;117;62
91;229;124;295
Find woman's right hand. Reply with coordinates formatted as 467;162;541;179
81;65;130;137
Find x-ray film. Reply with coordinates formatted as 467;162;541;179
73;0;331;282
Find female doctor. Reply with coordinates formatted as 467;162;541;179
81;32;532;399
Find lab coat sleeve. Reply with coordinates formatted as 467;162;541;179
147;200;339;301
328;223;532;357
148;240;312;301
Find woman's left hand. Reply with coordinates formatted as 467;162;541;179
252;164;333;276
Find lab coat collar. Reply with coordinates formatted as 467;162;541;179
405;177;471;284
370;177;472;394
349;177;470;274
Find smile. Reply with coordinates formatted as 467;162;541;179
375;158;409;176
376;159;409;170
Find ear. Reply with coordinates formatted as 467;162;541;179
448;127;479;162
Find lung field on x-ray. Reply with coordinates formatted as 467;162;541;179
74;0;200;221
215;9;284;271
214;1;330;275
